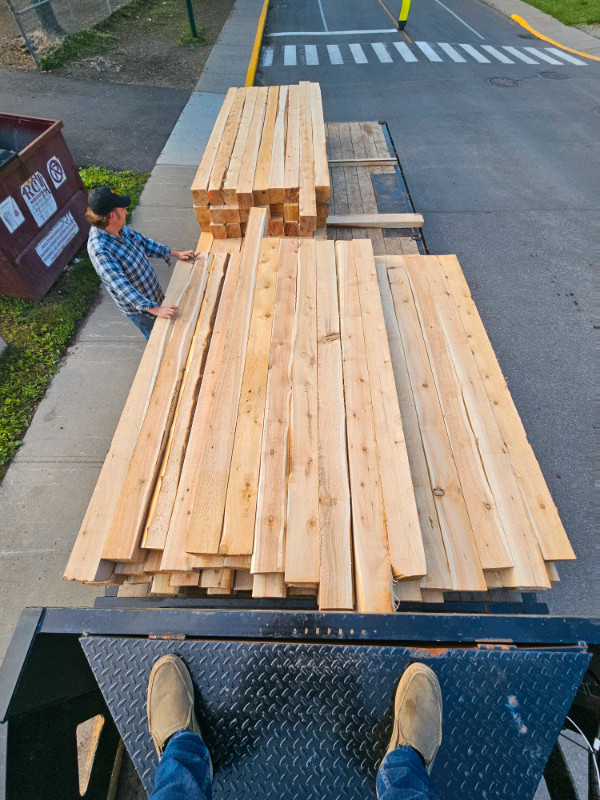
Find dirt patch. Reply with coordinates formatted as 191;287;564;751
0;0;238;90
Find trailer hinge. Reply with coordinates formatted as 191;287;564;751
149;633;187;641
477;642;517;651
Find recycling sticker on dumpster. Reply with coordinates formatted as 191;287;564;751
35;212;79;267
21;172;57;227
0;195;25;233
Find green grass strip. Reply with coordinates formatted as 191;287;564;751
520;0;600;26
0;168;148;482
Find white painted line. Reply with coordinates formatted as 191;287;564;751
266;29;398;37
393;41;418;62
316;0;329;32
415;41;443;62
372;42;393;63
482;45;514;64
284;45;297;66
523;47;562;65
502;46;537;64
305;44;319;65
260;46;274;67
327;44;344;64
546;47;587;65
459;43;490;63
438;42;466;62
349;43;368;64
433;0;484;40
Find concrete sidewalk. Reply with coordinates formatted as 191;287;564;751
0;0;263;662
480;0;600;57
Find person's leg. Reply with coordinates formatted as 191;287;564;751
376;663;442;800
127;311;155;340
147;654;213;800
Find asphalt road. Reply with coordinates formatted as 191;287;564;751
257;0;599;617
0;69;189;172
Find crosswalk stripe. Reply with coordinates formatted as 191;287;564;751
327;44;343;65
459;43;490;63
372;42;393;63
305;44;319;65
438;42;466;62
523;47;562;65
415;41;443;62
284;45;297;66
546;47;587;65
482;45;514;64
502;46;537;64
393;41;418;62
349;43;368;64
260;47;273;67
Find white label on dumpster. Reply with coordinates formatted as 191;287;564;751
47;155;66;188
0;195;25;233
35;212;79;267
20;172;57;227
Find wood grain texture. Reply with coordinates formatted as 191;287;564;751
236;87;268;208
310;82;330;202
268;85;288;204
326;213;424;229
283;84;300;204
208;89;246;205
191;87;237;205
253;86;280;204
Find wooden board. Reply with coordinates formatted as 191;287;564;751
310;82;330;202
327;213;424;228
191;87;237;206
253;86;280;205
236;86;269;208
208;89;247;205
283;84;300;205
267;85;288;205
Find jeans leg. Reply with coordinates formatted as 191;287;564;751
127;311;155;340
376;746;437;800
149;730;212;800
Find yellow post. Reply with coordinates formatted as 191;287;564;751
398;0;411;31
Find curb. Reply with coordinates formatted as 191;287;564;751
245;0;271;86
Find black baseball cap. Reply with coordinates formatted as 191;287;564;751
88;186;131;215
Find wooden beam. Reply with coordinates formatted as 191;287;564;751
327;213;423;229
315;240;353;610
191;87;237;206
310;82;330;203
208;88;246;205
236;86;269;208
267;85;288;205
327;157;397;167
223;87;259;206
253;85;280;205
283;84;300;204
298;82;317;235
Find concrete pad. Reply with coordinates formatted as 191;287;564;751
136;165;197;209
156;92;226;166
131;206;199;252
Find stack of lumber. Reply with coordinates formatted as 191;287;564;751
64;208;575;608
191;82;329;239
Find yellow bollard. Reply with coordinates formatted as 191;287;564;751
398;0;411;31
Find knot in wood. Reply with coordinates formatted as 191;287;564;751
432;487;445;497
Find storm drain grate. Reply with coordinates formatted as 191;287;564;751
487;77;521;88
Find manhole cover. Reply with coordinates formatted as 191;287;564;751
487;77;521;88
538;70;568;80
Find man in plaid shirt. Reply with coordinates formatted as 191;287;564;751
86;186;195;339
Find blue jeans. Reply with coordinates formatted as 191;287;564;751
149;733;435;800
127;311;155;340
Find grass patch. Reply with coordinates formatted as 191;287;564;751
520;0;600;26
38;30;115;70
38;0;205;69
0;168;148;482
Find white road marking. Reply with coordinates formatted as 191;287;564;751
327;44;344;65
349;43;368;64
305;44;319;65
438;42;466;62
284;45;297;66
260;47;274;67
393;41;418;62
266;29;398;37
459;43;490;63
546;47;587;65
482;45;514;64
316;0;329;32
415;41;443;62
433;0;484;39
523;47;562;65
372;42;393;63
502;46;538;64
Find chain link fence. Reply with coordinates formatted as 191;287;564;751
5;0;134;65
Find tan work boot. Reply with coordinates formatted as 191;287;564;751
386;663;443;771
147;654;202;757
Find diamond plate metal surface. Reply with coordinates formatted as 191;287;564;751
80;638;589;799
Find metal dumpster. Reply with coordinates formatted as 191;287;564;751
0;112;89;300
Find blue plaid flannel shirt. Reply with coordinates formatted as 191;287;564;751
87;224;171;316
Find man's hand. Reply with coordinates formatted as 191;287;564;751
170;249;196;261
148;305;179;320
